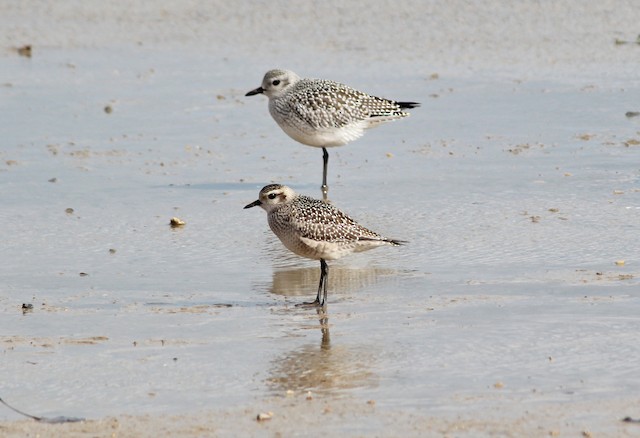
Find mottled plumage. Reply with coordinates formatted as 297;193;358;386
246;69;419;199
244;184;405;307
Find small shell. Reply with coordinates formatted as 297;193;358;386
170;217;186;228
17;45;32;58
256;412;273;421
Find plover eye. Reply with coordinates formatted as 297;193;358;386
272;79;280;86
268;193;277;199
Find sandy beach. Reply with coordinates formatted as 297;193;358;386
1;1;639;436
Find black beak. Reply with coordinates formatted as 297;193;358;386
245;87;264;97
244;199;262;209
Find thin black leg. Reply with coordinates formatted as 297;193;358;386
321;147;329;201
298;259;329;308
318;258;328;307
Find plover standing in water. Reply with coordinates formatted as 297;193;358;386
246;69;419;200
244;184;405;307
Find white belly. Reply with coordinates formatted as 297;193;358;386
278;118;367;148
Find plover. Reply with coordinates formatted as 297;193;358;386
244;184;404;307
246;69;419;200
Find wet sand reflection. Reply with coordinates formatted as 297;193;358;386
266;308;378;395
261;265;396;395
267;265;397;301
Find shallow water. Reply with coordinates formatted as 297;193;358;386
1;46;639;428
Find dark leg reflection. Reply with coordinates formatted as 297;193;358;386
266;306;377;395
318;306;330;351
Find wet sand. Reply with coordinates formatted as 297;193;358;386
1;1;640;436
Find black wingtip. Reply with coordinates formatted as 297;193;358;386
398;101;420;109
389;239;408;246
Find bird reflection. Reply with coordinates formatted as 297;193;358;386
266;264;396;301
260;263;392;394
266;308;377;395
